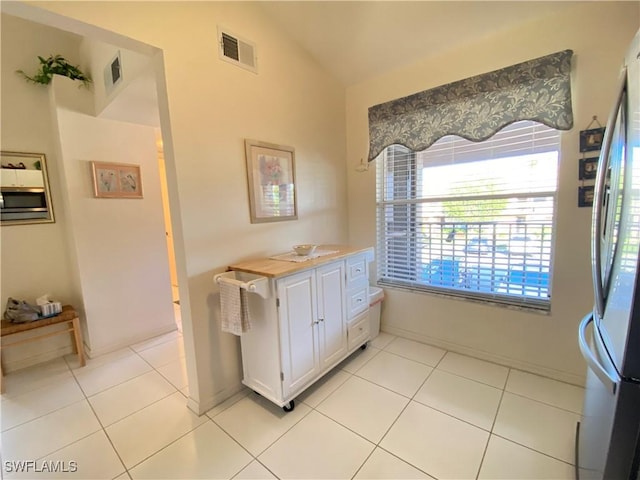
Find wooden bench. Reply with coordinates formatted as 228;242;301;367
1;305;85;391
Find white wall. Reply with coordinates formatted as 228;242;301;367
81;37;158;124
346;2;639;385
1;13;175;371
25;1;348;413
52;75;176;355
0;14;80;370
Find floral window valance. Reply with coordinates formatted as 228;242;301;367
367;50;574;161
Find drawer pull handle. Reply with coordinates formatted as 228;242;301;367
355;268;362;273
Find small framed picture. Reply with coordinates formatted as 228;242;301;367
579;185;595;208
244;139;297;223
91;161;143;198
579;157;599;180
580;127;605;152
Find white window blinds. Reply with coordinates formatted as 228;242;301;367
376;120;560;309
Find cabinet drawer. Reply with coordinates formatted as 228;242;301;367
348;311;370;350
346;255;368;288
347;286;368;319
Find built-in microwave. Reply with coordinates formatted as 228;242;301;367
0;188;50;221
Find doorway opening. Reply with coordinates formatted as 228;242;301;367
157;136;181;332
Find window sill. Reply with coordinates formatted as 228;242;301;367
377;280;552;316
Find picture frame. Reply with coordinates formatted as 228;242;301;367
244;139;297;223
580;127;605;152
578;185;595;208
91;161;143;199
579;157;599;180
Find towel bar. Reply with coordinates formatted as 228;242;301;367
214;272;270;299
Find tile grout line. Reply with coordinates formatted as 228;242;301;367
98;347;203;477
3;358;122;476
206;410;283;480
308;341;446;478
473;366;511;480
69;350;131;478
362;352;443;477
69;346;153;397
504;389;584;415
81;390;129;479
7;344;184;478
315;345;445;479
100;348;202;477
312;343;516;479
0;386;85;434
489;431;578;467
121;418;212;474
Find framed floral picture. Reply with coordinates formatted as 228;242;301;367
244;139;297;223
91;161;143;199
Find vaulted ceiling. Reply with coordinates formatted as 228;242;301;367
256;1;585;85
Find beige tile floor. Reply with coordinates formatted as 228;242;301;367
1;331;584;479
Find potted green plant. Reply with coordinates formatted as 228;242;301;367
17;54;92;87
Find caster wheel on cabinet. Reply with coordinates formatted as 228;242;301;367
283;400;295;412
360;342;368;350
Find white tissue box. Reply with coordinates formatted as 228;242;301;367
41;302;62;317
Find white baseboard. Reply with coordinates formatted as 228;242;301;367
84;322;177;359
382;325;585;387
186;381;245;416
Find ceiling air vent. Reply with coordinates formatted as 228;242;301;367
218;27;257;73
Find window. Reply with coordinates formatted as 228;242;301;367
376;120;560;310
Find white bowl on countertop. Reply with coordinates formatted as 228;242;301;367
293;244;318;256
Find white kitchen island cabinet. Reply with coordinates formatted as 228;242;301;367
228;245;373;411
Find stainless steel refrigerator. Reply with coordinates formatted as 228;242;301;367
577;29;640;480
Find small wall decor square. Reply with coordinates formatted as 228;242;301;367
579;127;605;152
578;185;594;208
579;156;599;180
91;161;143;199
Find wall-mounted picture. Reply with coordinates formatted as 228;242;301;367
91;161;143;199
580;127;605;152
579;185;595;207
579;157;599;180
245;139;297;223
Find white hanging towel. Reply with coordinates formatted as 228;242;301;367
219;280;251;335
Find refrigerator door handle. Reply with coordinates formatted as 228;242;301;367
591;67;627;319
578;312;619;395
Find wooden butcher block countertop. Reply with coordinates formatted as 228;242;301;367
228;244;374;278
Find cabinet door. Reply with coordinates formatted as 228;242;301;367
0;169;43;188
0;169;18;187
278;270;320;398
16;170;44;188
316;262;348;370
